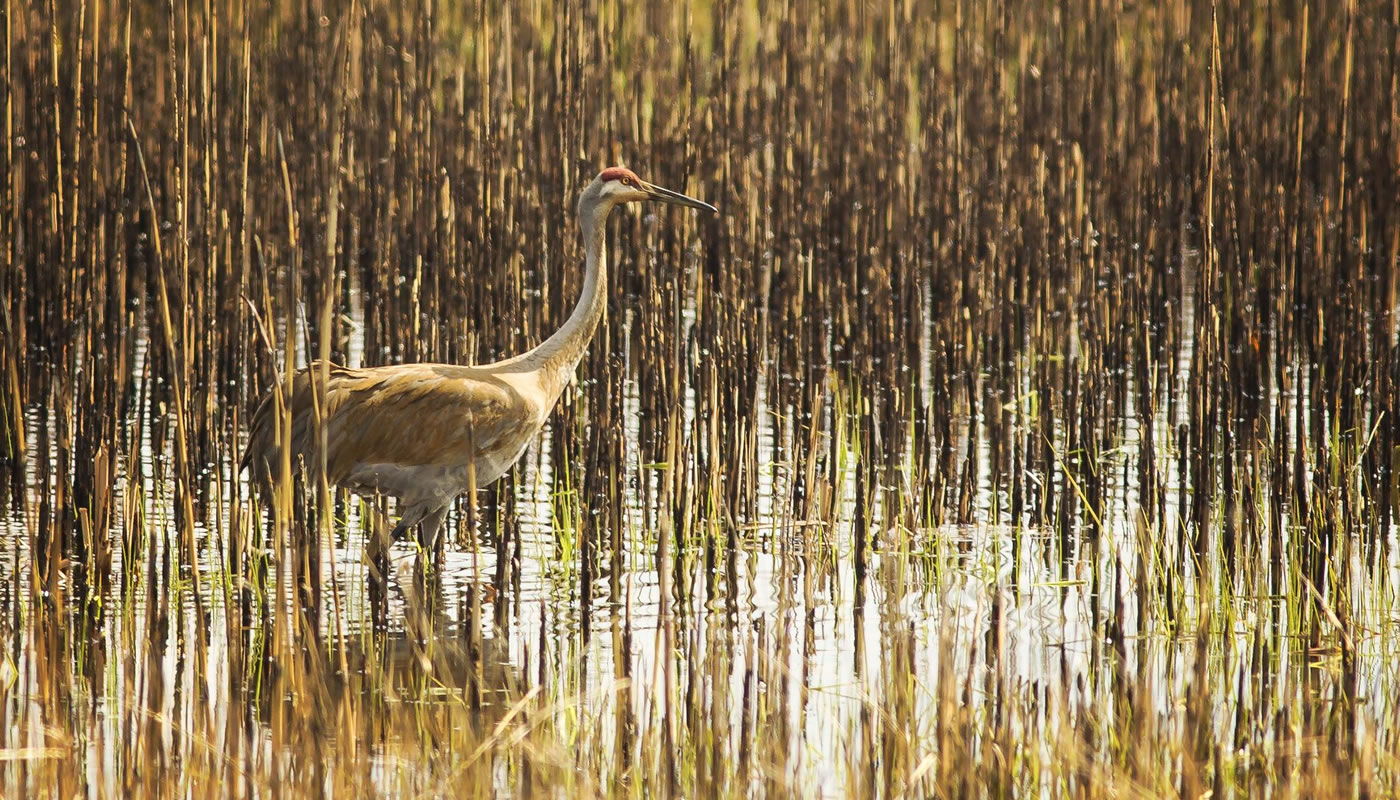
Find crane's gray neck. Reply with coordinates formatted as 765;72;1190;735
515;187;612;402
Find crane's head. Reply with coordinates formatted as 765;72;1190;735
583;166;717;216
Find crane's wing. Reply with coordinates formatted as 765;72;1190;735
241;361;537;487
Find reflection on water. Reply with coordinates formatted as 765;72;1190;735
3;329;1395;797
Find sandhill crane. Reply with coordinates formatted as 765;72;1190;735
241;166;715;546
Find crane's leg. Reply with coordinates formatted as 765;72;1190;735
389;502;449;551
408;505;450;607
417;505;450;552
366;499;394;632
389;504;431;542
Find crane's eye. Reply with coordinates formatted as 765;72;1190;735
620;176;632;186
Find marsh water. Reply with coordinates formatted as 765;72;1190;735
4;284;1397;797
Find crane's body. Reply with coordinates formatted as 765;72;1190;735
241;167;715;545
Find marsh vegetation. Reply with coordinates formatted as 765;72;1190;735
1;0;1397;796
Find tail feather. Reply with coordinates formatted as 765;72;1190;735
240;360;346;482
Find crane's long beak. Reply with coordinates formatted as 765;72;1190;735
643;181;718;213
